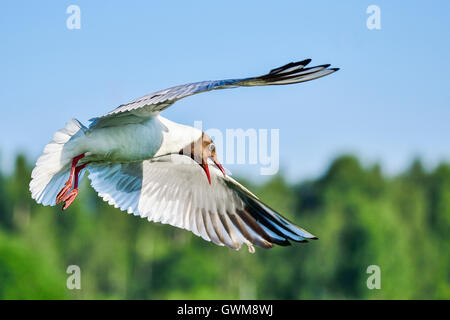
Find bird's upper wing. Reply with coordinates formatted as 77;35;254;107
90;59;338;128
86;154;317;252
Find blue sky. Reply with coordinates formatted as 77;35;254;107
1;1;449;181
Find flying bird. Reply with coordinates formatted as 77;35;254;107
30;59;338;252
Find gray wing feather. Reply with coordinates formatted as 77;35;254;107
90;59;338;128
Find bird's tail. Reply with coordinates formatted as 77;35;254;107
29;119;87;206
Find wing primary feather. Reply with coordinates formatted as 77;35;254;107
263;64;330;80
201;208;222;246
236;208;290;246
257;65;336;84
217;211;241;249
228;211;273;249
269;59;312;74
195;208;210;242
260;224;292;246
236;191;314;242
209;211;229;247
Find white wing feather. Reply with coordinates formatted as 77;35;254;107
87;155;317;252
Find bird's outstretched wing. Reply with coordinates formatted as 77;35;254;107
90;59;338;128
87;154;317;252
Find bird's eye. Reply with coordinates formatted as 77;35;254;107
208;143;215;152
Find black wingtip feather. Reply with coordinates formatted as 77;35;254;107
269;58;312;74
229;184;318;246
296;58;312;68
255;60;339;86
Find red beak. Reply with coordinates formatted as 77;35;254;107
213;159;226;177
201;157;226;185
201;162;211;185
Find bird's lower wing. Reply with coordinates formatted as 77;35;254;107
87;155;317;252
90;59;338;128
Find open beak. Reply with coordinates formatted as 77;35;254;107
201;162;211;185
201;155;226;185
212;154;226;178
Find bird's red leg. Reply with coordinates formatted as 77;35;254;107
56;153;85;204
61;163;87;211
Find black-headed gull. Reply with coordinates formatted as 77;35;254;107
30;59;338;252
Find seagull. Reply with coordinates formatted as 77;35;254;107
30;59;338;252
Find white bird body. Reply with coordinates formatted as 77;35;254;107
66;115;202;164
30;59;338;252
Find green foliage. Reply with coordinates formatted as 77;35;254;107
0;154;448;299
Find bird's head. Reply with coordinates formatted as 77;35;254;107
179;132;225;184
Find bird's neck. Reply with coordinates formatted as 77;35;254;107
154;116;202;157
